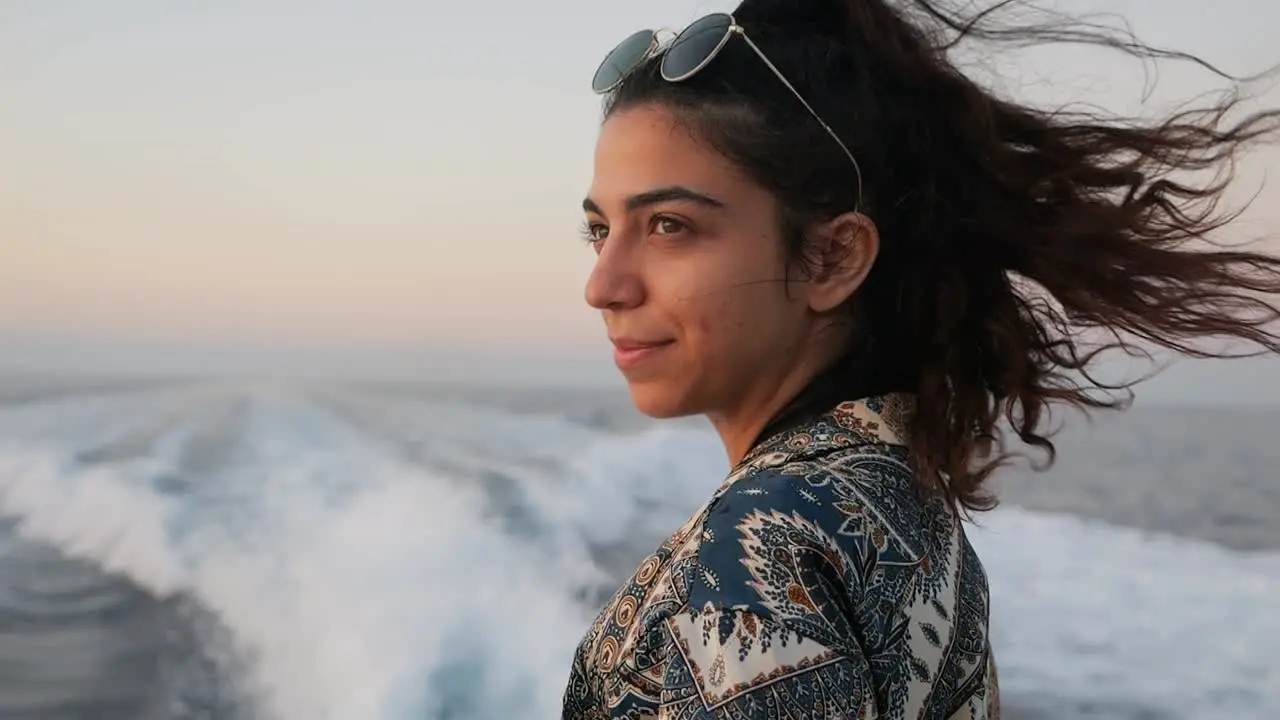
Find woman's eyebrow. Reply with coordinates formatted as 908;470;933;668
582;185;726;215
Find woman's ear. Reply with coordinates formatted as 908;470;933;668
803;212;879;313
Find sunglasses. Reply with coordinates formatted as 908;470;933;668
591;12;863;209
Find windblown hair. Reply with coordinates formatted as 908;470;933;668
603;0;1280;510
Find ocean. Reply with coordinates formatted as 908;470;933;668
0;376;1275;720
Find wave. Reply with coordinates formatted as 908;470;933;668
0;384;1274;719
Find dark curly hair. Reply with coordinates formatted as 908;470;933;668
601;0;1280;511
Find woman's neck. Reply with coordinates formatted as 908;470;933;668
706;354;831;466
709;334;912;466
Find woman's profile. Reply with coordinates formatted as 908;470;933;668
561;0;1280;717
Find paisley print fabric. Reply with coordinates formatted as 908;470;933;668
561;393;999;719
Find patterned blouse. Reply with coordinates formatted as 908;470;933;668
561;393;999;719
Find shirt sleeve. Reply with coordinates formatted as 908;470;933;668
657;605;879;719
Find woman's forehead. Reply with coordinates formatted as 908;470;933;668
589;106;763;212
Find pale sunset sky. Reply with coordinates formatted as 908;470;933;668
3;0;1279;397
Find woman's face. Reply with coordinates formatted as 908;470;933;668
583;105;825;420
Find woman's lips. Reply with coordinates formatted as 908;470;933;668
611;338;675;371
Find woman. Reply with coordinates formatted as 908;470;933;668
561;0;1280;717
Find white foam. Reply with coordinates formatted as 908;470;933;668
0;447;187;597
173;390;600;719
191;466;589;719
968;508;1280;718
0;389;597;719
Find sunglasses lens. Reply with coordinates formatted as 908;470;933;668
661;13;732;82
592;29;656;94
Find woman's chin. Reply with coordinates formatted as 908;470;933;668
625;380;697;419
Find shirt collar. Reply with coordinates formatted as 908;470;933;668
723;392;915;487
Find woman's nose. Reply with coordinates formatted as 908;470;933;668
585;240;645;311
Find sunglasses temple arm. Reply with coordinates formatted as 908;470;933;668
738;32;865;210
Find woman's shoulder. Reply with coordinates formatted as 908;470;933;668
695;440;967;612
709;393;957;576
689;390;988;620
673;438;995;715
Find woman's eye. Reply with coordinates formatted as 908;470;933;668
581;222;608;244
652;217;686;235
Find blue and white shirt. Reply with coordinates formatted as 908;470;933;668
561;393;1000;719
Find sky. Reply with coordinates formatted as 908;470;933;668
2;0;1280;397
